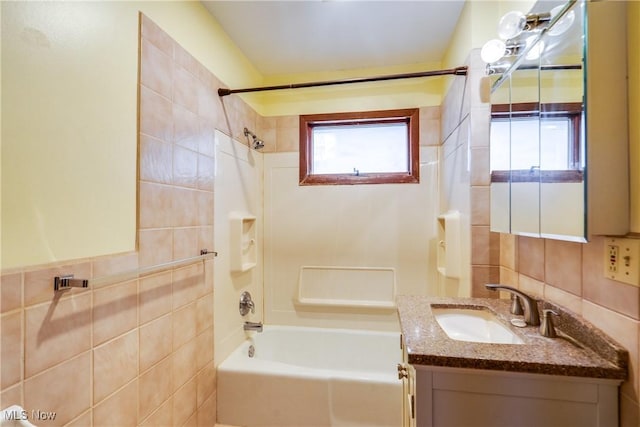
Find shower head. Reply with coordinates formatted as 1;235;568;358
243;127;264;150
252;138;265;150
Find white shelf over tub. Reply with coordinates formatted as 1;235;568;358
295;265;397;310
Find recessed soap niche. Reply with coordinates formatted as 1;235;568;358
230;212;257;272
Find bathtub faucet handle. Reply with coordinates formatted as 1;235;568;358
239;291;255;316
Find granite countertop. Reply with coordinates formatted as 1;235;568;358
397;295;628;380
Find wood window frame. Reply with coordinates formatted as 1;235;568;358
299;108;420;185
490;102;583;183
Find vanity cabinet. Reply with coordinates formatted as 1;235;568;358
489;0;629;241
412;366;619;427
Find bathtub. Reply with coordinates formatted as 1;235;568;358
217;325;403;427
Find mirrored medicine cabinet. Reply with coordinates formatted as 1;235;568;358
488;0;629;242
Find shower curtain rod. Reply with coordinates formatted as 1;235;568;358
217;65;468;97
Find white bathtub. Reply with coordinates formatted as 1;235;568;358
217;325;403;427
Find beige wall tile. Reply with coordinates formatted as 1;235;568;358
196;328;214;371
173;264;204;310
140;134;174;186
0;383;23;410
23;262;91;307
1;311;22;389
140;314;172;372
65;410;92;427
173;377;197;427
24;352;91;426
518;236;545;281
500;233;518;270
518;273;545;299
173;66;200;115
140;397;173;427
470;186;490;226
470;147;490;186
196;360;216;408
1;273;22;313
173;303;197;350
198;119;216;157
173;337;197;389
140;182;174;230
499;266;519;287
471;226;491;265
138;229;173;268
198;154;215;192
174;227;199;261
172;188;199;227
544;284;582;316
196;293;213;334
174;44;202;83
141;14;174;57
174;146;200;189
198;227;215;257
141;37;173;99
140;86;173;143
582;300;639;400
174;104;201;152
139;356;173;420
139;272;173;325
93;330;138;404
197;192;214;227
91;252;138;284
93;280;138;346
544;239;582;296
93;380;138;427
24;293;91;378
197;392;217;427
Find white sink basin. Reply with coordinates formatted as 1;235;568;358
432;306;524;345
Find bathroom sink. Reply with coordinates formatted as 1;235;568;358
431;306;524;345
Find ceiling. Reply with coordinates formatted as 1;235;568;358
201;1;466;76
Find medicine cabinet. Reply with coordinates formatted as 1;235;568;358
488;0;629;241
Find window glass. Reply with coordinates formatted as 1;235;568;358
312;122;408;175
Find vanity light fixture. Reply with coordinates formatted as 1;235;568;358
481;1;576;69
480;39;522;64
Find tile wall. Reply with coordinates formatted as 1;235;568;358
0;14;261;427
440;50;500;297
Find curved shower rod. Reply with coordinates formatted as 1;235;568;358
217;65;468;97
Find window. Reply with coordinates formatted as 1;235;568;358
299;109;419;185
490;102;583;183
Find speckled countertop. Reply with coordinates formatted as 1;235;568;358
397;295;628;380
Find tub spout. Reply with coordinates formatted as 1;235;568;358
244;321;263;332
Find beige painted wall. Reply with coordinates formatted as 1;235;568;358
1;1;261;269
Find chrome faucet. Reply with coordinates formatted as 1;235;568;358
485;284;540;326
239;291;255;316
244;321;263;332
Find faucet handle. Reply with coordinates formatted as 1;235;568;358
239;291;255;316
540;309;558;338
510;294;524;316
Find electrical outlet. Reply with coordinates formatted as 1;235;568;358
604;238;640;286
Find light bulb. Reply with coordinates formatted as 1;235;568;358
498;11;526;40
548;4;575;36
481;39;507;63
